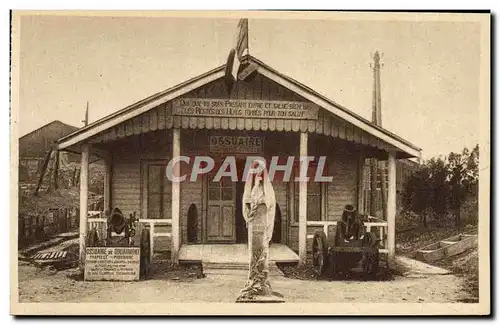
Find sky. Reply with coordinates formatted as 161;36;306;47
17;14;483;159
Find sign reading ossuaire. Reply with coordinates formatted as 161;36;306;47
172;98;318;120
209;136;263;153
85;247;140;281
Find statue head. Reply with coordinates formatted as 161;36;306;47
242;159;276;225
243;160;269;198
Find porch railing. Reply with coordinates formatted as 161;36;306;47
87;211;108;241
86;213;173;261
306;219;388;254
138;219;172;262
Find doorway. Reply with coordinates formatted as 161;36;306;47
203;159;248;244
203;158;282;244
205;170;236;243
235;174;247;243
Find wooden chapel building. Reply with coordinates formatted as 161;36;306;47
57;55;421;266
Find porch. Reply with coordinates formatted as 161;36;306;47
58;55;422;269
178;243;299;264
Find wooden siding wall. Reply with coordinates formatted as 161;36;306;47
111;137;141;219
90;73;397;156
287;135;359;252
107;132;174;251
179;171;203;245
326;145;358;220
274;182;289;245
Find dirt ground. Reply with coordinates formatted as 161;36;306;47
396;225;479;303
17;225;479;304
18;260;470;303
433;248;479;303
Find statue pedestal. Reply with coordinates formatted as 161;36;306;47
236;203;285;303
236;291;285;303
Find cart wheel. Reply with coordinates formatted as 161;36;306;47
140;228;151;279
362;232;380;277
362;249;380;277
312;231;329;277
86;228;99;247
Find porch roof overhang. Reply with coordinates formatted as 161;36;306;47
57;55;422;160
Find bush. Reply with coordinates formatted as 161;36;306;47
396;210;421;232
402;144;479;228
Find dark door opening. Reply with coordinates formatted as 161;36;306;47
272;204;282;244
235;159;247;243
187;203;199;243
235;180;247;243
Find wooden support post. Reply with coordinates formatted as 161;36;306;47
75;169;80;187
387;151;397;263
79;143;90;272
380;161;388;220
34;148;53;196
370;158;378;217
71;166;77;187
171;128;181;264
53;150;59;190
298;132;308;266
103;155;112;214
357;149;365;214
149;222;155;263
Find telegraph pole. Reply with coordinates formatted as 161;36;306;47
369;51;387;219
82;101;89;126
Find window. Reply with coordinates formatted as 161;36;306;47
362;159;389;216
363;163;372;215
208;171;234;202
144;163;172;219
293;162;327;222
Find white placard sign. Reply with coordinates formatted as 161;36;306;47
85;247;140;281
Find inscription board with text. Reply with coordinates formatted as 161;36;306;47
209;136;264;153
85;247;140;281
173;98;318;120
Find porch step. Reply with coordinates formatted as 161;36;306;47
202;261;284;277
178;243;299;264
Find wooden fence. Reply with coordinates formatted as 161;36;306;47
18;208;79;248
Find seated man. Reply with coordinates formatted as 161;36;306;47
335;204;365;244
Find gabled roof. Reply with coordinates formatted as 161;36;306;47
58;55;421;158
21;120;79;140
20;120;79;158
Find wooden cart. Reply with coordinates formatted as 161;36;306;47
312;231;381;278
310;205;384;278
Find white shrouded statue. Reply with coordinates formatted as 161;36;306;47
236;160;284;303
